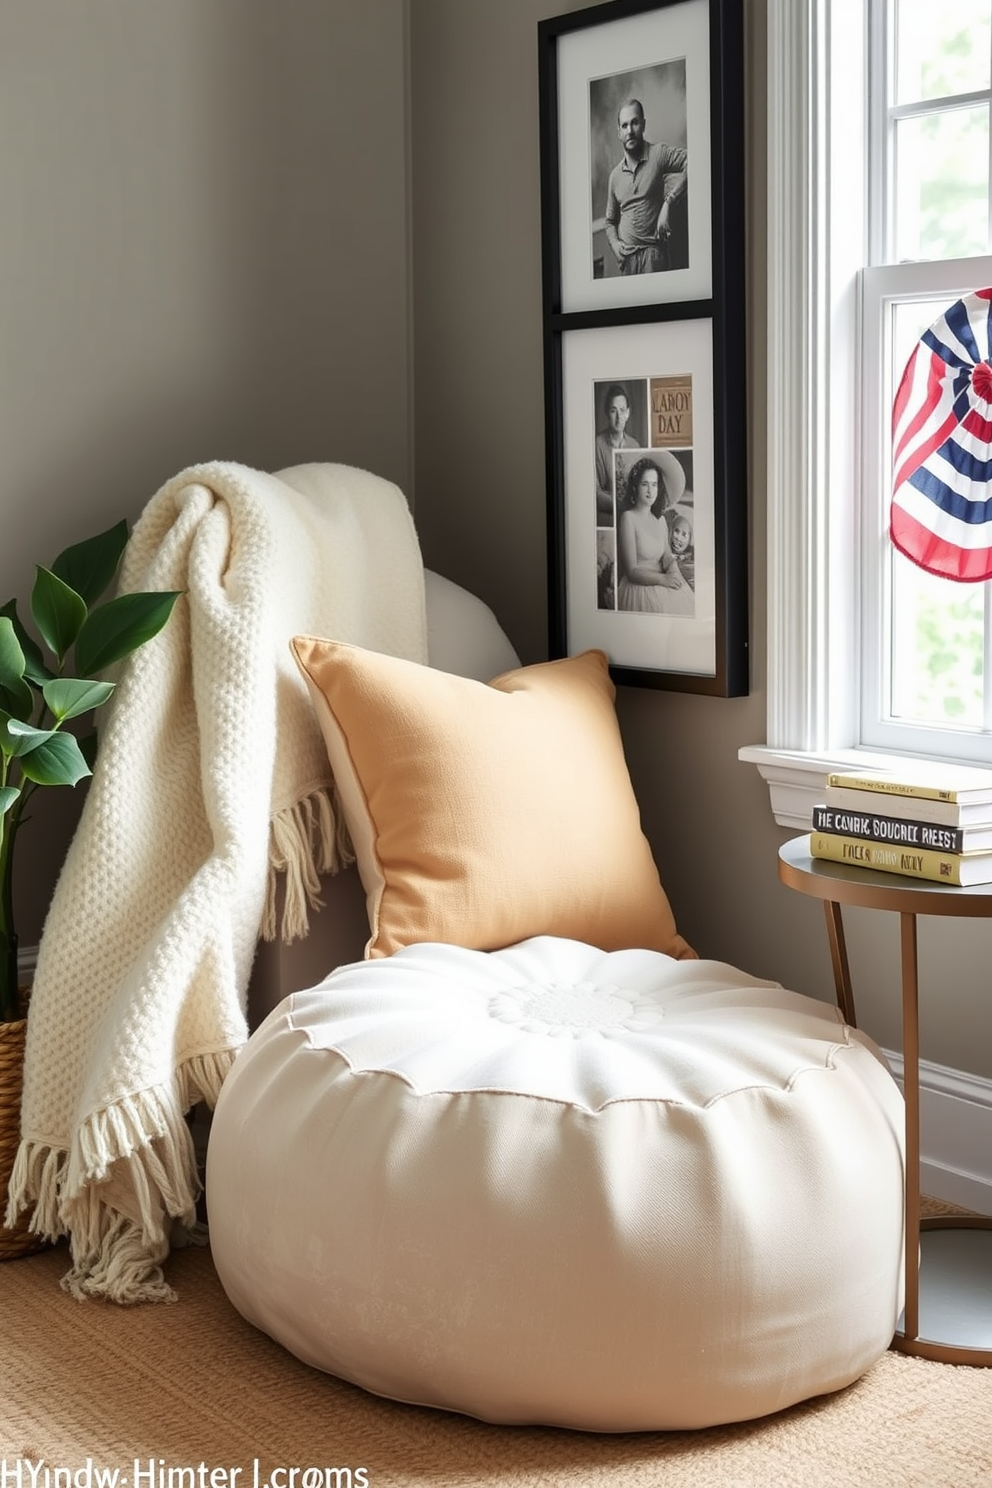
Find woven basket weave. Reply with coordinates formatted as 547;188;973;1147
0;1014;46;1261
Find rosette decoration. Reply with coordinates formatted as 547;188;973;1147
891;287;992;581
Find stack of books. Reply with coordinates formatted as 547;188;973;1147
810;762;992;886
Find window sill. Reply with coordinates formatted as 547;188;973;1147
738;744;992;830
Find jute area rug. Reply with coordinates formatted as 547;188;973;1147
2;1204;989;1488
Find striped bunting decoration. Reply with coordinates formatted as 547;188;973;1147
890;287;992;581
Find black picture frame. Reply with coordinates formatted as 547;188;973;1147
539;0;748;696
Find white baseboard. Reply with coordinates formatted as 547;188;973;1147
884;1048;992;1215
17;945;992;1214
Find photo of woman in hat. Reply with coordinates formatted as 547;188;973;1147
615;450;694;615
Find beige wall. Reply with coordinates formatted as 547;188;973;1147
1;0;410;943
409;0;991;1078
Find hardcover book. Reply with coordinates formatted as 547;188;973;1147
810;831;992;886
822;783;992;829
825;762;992;804
811;804;992;854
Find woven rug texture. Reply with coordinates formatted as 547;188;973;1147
1;1214;990;1488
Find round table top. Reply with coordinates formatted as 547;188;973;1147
778;834;992;917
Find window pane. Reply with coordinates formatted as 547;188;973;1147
894;105;990;259
895;1;992;104
890;294;946;379
889;556;986;727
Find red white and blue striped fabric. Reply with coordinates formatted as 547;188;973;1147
890;287;992;582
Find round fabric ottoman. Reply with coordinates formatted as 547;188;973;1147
206;937;905;1432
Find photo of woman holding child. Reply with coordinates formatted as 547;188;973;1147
616;451;694;615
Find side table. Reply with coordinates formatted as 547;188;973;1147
778;834;992;1365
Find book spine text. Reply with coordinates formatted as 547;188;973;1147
810;832;970;884
811;805;964;852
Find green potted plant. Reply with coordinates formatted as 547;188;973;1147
0;519;180;1256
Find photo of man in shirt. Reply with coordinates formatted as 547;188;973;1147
589;60;688;280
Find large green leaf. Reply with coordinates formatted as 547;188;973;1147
5;719;56;756
16;729;91;787
0;601;52;684
0;617;25;685
51;520;129;608
0;785;18;818
0;619;33;722
42;677;115;723
31;567;88;663
0;713;46;759
74;590;182;677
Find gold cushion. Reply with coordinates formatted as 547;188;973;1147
291;638;695;961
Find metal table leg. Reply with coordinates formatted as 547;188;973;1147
822;899;857;1028
898;911;920;1345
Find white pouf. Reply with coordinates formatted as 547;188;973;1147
207;937;905;1432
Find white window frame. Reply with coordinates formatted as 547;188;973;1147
740;0;992;827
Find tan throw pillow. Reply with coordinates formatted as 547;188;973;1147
291;638;696;961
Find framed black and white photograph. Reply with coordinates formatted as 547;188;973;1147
540;0;717;315
540;0;746;696
561;318;728;680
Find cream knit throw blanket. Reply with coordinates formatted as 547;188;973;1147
6;460;427;1304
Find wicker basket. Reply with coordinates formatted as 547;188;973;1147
0;1015;46;1261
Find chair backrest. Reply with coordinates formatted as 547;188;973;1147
247;571;520;1027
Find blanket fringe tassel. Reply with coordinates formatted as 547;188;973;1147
263;784;355;944
5;1049;234;1305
